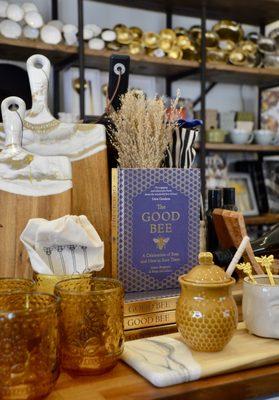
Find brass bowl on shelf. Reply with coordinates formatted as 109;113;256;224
159;37;173;52
116;26;133;45
238;40;261;67
167;45;183;60
142;31;160;49
176;34;192;49
189;25;201;41
114;23;127;32
207;48;228;63
218;39;236;52
130;26;143;40
213;19;244;43
183;43;198;61
159;28;176;42
229;47;247;66
197;30;219;49
174;26;188;36
106;41;121;51
239;40;258;54
129;40;145;55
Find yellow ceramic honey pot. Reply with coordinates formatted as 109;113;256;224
176;252;238;352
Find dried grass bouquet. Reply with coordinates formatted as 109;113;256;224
110;90;179;168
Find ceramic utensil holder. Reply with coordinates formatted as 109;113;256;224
243;275;279;339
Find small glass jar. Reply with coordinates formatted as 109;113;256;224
55;276;124;375
0;292;60;399
0;277;35;293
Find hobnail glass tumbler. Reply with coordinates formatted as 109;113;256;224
0;278;35;293
55;276;124;374
0;292;60;399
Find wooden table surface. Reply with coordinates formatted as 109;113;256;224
49;361;279;400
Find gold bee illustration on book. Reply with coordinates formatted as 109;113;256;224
153;237;170;250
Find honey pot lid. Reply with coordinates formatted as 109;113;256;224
182;252;232;285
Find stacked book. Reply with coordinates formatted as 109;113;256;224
124;293;179;341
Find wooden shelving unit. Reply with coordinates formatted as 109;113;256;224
1;37;279;87
0;36;76;64
245;214;279;225
195;143;279;152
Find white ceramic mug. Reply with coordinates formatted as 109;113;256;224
230;129;254;144
243;275;279;339
254;129;279;145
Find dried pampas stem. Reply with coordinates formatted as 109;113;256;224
110;90;179;168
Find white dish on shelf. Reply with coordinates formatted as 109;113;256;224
88;37;105;50
63;24;78;35
0;19;22;39
23;25;39;39
63;24;78;46
25;11;44;29
40;24;62;45
6;3;24;22
47;19;63;32
83;25;94;40
0;1;8;18
101;29;116;42
22;2;38;13
85;23;101;37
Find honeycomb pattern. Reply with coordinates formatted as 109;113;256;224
55;277;124;374
117;168;200;292
0;278;34;293
0;293;59;399
176;287;238;352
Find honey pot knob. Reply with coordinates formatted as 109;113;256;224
199;252;214;265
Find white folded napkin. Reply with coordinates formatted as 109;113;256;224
122;335;201;387
20;215;104;275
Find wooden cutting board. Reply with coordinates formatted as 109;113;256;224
0;189;71;278
72;148;111;277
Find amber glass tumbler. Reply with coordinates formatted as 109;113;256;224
33;272;94;294
0;292;60;399
55;276;124;374
0;278;35;293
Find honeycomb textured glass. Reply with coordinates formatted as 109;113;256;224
33;272;93;294
0;278;35;293
55;276;124;374
0;292;60;399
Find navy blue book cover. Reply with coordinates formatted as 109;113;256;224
112;168;200;293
